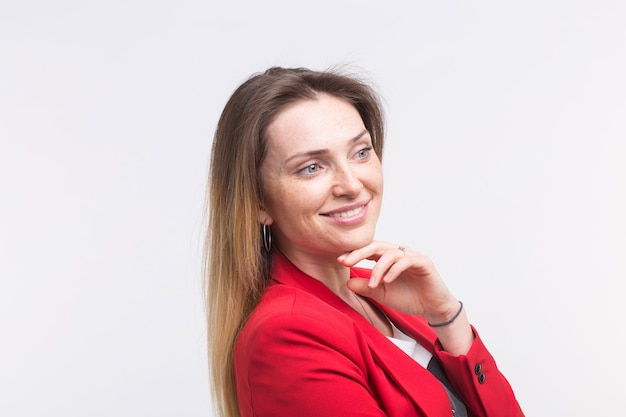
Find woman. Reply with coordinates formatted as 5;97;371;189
205;67;524;417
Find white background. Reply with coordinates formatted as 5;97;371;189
1;1;625;416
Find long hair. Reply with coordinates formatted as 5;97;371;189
204;66;385;417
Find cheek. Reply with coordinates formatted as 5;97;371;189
361;163;384;191
369;165;383;184
264;182;302;215
271;180;330;218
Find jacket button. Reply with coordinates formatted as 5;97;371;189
478;373;486;384
474;364;482;375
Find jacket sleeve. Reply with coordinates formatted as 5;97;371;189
235;312;389;417
434;327;525;417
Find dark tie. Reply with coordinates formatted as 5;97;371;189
427;356;468;417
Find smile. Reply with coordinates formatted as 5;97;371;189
325;206;364;218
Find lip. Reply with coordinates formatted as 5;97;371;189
321;200;370;225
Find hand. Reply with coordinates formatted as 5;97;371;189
337;241;460;325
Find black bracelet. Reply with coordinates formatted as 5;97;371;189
428;300;464;328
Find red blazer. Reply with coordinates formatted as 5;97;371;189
235;252;524;417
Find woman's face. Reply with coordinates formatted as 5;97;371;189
259;93;383;263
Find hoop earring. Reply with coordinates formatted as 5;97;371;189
262;222;272;253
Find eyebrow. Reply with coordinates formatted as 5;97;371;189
283;129;370;164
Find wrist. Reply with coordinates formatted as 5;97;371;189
427;300;463;327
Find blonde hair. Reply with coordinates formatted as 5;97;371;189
204;67;385;417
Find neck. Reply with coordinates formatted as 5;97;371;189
274;248;393;337
276;247;351;298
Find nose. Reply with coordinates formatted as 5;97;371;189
332;164;363;197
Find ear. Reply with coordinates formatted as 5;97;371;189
258;207;274;226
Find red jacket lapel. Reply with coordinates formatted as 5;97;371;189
270;252;453;416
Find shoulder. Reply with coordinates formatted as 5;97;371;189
238;284;359;347
234;284;391;417
234;283;374;374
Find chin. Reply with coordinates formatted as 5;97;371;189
340;233;376;253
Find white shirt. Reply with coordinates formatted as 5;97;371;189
386;321;433;368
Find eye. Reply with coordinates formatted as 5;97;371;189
355;146;373;159
300;163;320;175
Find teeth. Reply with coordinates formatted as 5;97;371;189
327;206;363;218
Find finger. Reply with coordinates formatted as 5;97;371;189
368;247;407;287
380;256;413;284
347;277;386;301
337;241;386;266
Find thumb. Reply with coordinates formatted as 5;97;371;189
347;277;383;300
